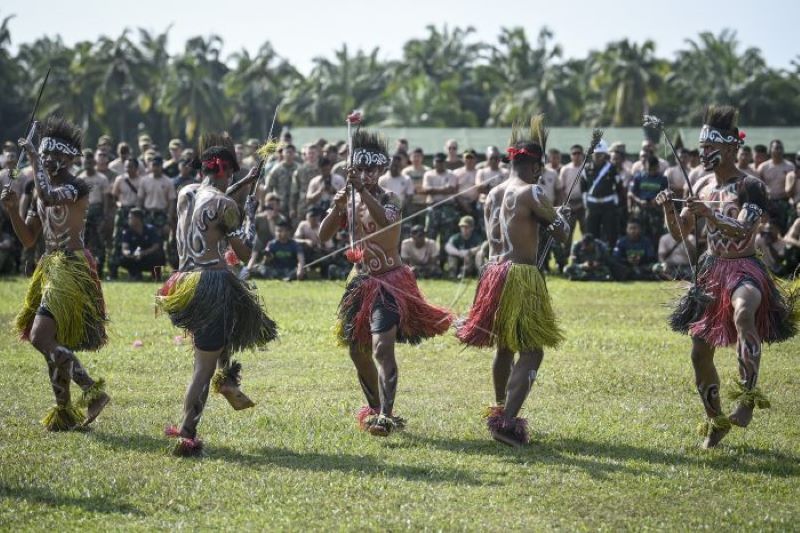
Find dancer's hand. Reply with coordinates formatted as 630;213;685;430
333;188;348;209
347;171;365;193
17;137;36;156
686;197;712;218
241;164;260;186
654;190;674;208
0;186;18;213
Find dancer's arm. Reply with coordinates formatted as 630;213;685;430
529;184;570;243
226;196;257;263
656;190;694;242
0;186;42;248
319;188;347;242
349;173;400;228
701;201;763;240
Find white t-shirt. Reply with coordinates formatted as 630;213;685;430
475;167;507;203
378;173;415;208
78;171;111;205
422;170;456;204
538;168;558;202
400;237;438;266
453;167;479;202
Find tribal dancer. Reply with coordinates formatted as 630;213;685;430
457;116;570;447
319;129;453;436
158;133;277;456
0;115;109;430
655;106;797;448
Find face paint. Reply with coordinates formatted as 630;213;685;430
700;144;723;171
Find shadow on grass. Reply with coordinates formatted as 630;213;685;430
0;482;143;516
89;431;489;486
396;434;800;480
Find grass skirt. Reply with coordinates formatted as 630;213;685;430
15;250;107;351
335;265;453;348
157;269;278;352
670;254;797;347
458;263;563;351
456;261;511;347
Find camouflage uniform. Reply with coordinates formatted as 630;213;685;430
265;162;298;221
291;163;320;216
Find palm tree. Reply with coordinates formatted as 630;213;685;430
670;30;766;124
485;27;582;126
588;39;666;126
90;30;149;142
281;44;390;126
225;42;300;139
393;25;489;125
159;35;229;141
0;13;27;134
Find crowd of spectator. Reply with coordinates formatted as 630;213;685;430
1;132;799;283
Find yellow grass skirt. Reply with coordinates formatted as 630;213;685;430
15;250;107;351
493;263;564;351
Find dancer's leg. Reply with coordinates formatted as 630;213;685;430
729;283;764;428
691;336;729;448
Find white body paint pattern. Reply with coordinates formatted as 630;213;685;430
36;195;85;252
175;183;236;271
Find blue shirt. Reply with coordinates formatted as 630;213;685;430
631;172;668;201
266;239;301;270
613;236;656;265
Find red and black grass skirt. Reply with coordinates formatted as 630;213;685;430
670;254;797;347
335;265;453;348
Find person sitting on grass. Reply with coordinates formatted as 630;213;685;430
653;231;696;281
564;232;611;281
260;219;305;281
444;215;482;279
294;206;334;277
401;224;442;279
755;219;789;276
119;208;165;281
612;219;657;280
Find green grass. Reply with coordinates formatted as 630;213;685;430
0;277;798;531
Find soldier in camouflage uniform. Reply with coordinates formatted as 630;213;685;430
264;144;298;222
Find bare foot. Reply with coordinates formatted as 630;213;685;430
729;404;754;428
83;392;110;427
217;384;255;411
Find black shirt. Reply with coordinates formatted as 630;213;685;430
581;161;623;199
121;223;162;250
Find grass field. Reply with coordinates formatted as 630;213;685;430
0;276;798;531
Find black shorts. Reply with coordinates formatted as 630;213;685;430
36;306;55;319
370;290;400;334
193;320;226;352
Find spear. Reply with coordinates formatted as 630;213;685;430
642;114;709;323
538;128;603;270
225;101;281;199
12;67;51;180
642;114;700;272
344;110;363;263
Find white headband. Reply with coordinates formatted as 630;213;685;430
39;137;80;156
699;125;741;146
352;148;389;167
